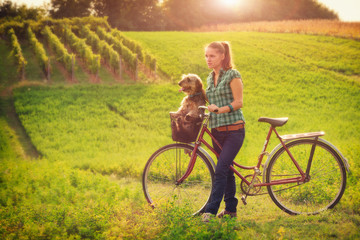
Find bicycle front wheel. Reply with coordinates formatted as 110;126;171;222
142;143;214;215
266;139;346;215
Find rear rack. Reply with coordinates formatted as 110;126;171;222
280;131;325;141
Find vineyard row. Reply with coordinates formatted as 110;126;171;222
8;28;27;79
79;25;121;74
43;26;74;74
63;26;100;75
27;26;50;78
2;18;158;82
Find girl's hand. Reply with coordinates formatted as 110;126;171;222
208;104;219;113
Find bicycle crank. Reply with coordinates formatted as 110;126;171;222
240;175;262;196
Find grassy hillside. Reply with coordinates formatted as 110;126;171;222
13;84;179;177
1;31;360;239
124;31;360;80
124;31;360;155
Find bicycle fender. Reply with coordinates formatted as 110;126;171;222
317;138;350;172
187;143;216;171
262;138;350;184
262;142;284;184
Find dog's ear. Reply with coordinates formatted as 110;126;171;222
202;88;208;102
194;78;207;102
195;78;207;102
181;74;189;81
195;78;203;91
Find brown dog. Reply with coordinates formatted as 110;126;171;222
170;74;207;142
170;73;206;121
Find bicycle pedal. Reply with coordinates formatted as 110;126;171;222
241;196;247;205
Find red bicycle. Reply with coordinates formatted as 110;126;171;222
142;107;349;215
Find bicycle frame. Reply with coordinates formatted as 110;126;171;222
175;114;310;188
143;110;349;215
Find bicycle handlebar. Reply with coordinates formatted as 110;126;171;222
198;106;218;113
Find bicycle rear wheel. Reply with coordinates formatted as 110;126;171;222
266;139;346;215
142;143;214;215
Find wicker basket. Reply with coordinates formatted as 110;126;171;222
170;114;202;143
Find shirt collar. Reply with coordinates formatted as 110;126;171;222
210;68;226;87
211;68;226;78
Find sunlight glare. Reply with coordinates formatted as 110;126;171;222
219;0;246;9
223;0;238;7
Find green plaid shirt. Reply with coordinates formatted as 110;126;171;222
206;68;245;128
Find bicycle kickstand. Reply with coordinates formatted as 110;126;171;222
241;167;262;205
241;187;252;205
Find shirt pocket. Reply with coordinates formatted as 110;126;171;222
216;80;232;98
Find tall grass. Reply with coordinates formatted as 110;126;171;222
13;84;181;177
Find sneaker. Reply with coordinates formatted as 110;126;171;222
217;210;237;218
201;212;213;222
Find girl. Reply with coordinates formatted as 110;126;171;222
202;41;245;222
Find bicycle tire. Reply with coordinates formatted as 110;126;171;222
142;143;215;215
266;139;346;215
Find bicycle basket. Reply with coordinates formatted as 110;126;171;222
170;114;202;143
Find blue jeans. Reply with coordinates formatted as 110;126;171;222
205;128;245;215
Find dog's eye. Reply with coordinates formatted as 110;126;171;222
186;78;190;82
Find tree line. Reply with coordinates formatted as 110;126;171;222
1;0;338;31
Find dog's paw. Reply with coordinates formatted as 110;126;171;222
184;114;192;122
170;112;180;120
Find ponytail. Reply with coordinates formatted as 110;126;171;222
206;41;234;70
221;41;233;70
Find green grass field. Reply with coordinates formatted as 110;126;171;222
1;31;360;239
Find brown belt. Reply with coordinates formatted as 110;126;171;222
215;123;245;132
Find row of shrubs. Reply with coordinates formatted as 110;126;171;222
112;29;157;72
63;26;100;75
43;26;74;73
96;26;137;73
79;25;120;72
1;17;158;81
27;26;49;75
8;28;27;76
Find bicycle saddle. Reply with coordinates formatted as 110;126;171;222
258;117;288;127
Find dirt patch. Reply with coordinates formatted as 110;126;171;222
44;43;78;84
53;58;78;84
75;55;101;83
138;62;158;80
0;81;46;97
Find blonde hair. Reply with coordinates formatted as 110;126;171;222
206;41;234;70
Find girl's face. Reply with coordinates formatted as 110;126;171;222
205;47;224;71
